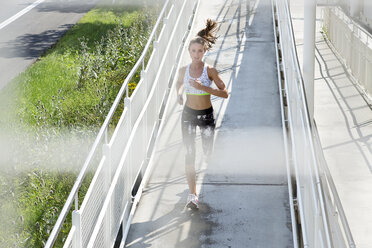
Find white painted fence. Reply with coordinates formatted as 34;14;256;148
45;0;198;247
323;7;372;102
274;0;355;247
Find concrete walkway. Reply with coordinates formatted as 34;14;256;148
125;0;294;247
291;2;372;247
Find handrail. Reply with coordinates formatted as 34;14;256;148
285;4;333;246
271;1;298;247
45;1;170;247
281;3;332;245
275;0;356;247
275;0;343;247
312;121;356;247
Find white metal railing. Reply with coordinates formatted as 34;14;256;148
323;6;372;102
274;0;355;247
317;0;341;7
312;121;356;248
45;0;198;247
271;1;298;247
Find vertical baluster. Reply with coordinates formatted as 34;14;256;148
72;210;82;248
103;142;111;248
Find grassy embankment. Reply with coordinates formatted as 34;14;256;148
0;3;157;247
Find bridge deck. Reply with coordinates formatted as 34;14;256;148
291;2;372;247
125;0;294;247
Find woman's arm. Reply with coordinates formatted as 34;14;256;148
176;67;186;105
189;66;229;98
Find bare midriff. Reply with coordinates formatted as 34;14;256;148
185;95;212;110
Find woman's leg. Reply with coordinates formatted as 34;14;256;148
200;112;216;160
181;112;197;195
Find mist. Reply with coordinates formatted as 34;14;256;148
0;125;99;174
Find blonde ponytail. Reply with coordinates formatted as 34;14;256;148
189;19;218;51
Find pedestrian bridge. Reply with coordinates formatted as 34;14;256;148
45;0;358;247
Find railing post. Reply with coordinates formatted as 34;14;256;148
103;143;112;187
153;41;160;70
141;69;146;81
303;0;316;120
104;127;109;144
102;143;112;248
74;193;79;211
142;68;148;160
163;17;168;42
72;210;82;248
124;96;133;197
124;97;132;130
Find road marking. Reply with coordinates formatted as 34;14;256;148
0;0;45;30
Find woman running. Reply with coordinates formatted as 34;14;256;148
176;19;229;209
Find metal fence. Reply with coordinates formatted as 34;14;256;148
45;0;198;247
271;1;298;247
274;0;355;247
323;6;372;102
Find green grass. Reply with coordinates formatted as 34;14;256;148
1;5;152;130
0;170;89;247
0;2;158;247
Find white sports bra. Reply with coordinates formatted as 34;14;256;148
184;63;212;95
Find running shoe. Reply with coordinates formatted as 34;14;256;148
186;193;199;210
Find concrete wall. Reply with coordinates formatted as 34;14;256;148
337;0;372;30
362;0;372;28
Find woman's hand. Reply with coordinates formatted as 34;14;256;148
177;94;183;105
189;79;204;90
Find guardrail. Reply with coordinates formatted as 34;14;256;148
323;6;372;102
45;0;198;247
274;0;355;247
317;0;341;7
271;1;298;247
312;121;356;248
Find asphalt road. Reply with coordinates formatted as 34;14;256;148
0;0;97;90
